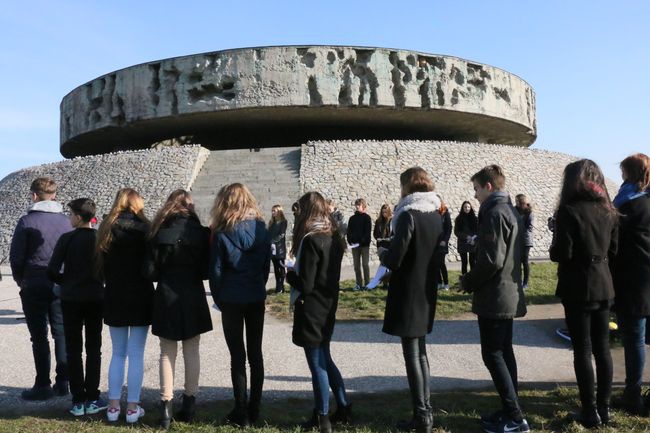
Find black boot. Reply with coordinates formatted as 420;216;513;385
248;401;260;424
225;406;250;427
318;413;332;433
597;405;610;425
330;403;352;424
175;394;196;423
52;380;69;397
579;406;601;429
159;400;172;430
301;409;319;430
21;384;53;401
414;410;433;433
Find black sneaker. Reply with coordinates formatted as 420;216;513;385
483;416;530;433
21;385;54;401
480;409;504;426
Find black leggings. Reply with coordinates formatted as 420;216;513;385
478;317;522;420
460;252;476;275
438;262;448;285
271;258;286;292
564;303;612;410
521;246;531;286
220;302;265;410
401;337;431;417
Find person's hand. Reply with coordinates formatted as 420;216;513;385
439;241;447;247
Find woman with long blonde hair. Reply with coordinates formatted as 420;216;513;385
268;205;288;293
209;183;271;426
96;188;153;424
143;189;212;429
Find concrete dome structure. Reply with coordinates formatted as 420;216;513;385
60;46;536;157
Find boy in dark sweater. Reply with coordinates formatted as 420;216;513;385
346;198;372;290
47;198;106;417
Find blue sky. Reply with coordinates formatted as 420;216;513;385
1;0;648;183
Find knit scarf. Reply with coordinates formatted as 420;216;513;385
613;182;649;209
391;191;441;232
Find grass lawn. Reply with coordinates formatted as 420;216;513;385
267;262;559;321
2;387;649;432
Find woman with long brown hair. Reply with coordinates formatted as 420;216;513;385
550;159;618;428
143;189;212;429
612;153;650;415
286;191;350;433
96;188;153;423
209;183;270;427
268;204;288;293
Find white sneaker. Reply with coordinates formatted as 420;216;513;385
106;406;120;422
126;405;145;424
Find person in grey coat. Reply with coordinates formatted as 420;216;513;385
459;165;529;433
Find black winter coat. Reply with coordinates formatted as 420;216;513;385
438;211;452;255
454;212;478;254
614;194;650;315
102;213;155;327
144;214;213;341
517;208;534;247
380;209;443;338
550;201;618;306
269;220;288;260
373;218;392;249
286;232;344;348
461;193;527;319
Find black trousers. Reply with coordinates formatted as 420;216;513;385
438;262;449;285
61;300;103;403
460;252;476;275
521;246;531;286
221;302;265;411
271;258;286;292
564;303;612;410
478;317;522;419
401;336;431;417
19;283;67;387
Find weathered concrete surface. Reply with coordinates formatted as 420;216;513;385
60;46;537;157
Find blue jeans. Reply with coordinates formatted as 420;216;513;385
108;326;149;402
304;343;348;415
617;313;648;396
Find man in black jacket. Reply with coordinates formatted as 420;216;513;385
346;198;372;291
459;165;529;433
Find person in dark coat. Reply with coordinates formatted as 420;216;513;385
550;159;618;428
346;198;372;290
372;203;393;289
459;165;529;433
10;177;71;400
210;183;271;427
436;197;452;290
96;188;153;423
47;198;105;416
378;167;442;433
515;194;534;289
286;191;350;433
143;190;212;429
612;153;650;415
268;204;288;293
454;201;478;275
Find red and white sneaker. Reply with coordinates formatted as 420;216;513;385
106;406;121;422
126;405;145;424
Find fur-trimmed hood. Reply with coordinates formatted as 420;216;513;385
391;192;441;231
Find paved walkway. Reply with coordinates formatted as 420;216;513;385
0;265;644;414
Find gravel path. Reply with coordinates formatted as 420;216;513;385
0;265;641;415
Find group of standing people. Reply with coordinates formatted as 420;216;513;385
8;152;650;433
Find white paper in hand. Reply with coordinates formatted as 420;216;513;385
366;265;389;289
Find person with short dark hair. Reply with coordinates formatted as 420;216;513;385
47;198;106;416
515;194;534;289
347;198;372;290
379;166;443;433
550;159;618;428
10;177;71;401
459;164;529;433
612;153;650;416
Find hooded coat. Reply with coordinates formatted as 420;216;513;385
143;214;213;341
209;219;271;305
